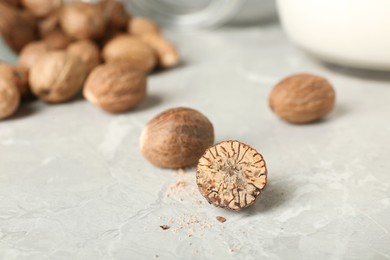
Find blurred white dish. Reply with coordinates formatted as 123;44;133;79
277;0;390;70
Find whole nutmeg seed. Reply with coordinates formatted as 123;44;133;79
0;63;29;97
197;140;267;211
269;73;336;124
0;0;21;8
67;40;100;73
43;31;74;50
38;10;60;37
102;35;156;72
0;2;37;52
0;77;20;120
29;51;87;103
60;2;106;40
99;0;130;30
140;107;215;169
140;34;179;69
18;41;50;70
128;17;160;36
83;63;146;113
21;0;62;18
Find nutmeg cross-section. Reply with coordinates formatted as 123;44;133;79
196;141;267;211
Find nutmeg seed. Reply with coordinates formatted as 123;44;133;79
128;17;159;36
269;73;336;124
197;140;267;211
0;77;20;120
140;107;215;169
102;35;156;72
0;2;37;52
18;41;50;70
43;30;74;50
29;50;87;103
140;33;179;69
0;63;29;97
83;62;146;113
60;2;106;40
21;0;62;18
67;40;100;73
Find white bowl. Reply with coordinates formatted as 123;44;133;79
277;0;390;70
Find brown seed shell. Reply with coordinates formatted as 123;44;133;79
60;2;106;40
269;73;336;124
0;77;20;120
140;33;179;69
140;107;215;169
38;10;60;37
67;40;100;73
0;63;29;97
29;50;87;103
99;0;130;30
0;2;37;52
18;41;50;70
102;35;156;72
128;17;160;36
21;0;62;18
197;140;267;211
43;30;74;50
83;63;146;113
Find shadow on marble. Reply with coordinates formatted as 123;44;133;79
6;101;41;121
243;180;292;215
320;62;390;83
152;60;188;76
134;94;163;112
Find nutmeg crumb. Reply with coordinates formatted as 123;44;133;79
160;225;170;230
216;216;226;223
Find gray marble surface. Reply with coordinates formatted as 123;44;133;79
1;23;390;260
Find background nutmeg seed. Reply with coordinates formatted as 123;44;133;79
269;73;336;124
99;0;130;30
140;34;180;69
67;40;100;73
18;41;50;70
60;2;106;40
0;2;37;52
0;77;20;120
21;0;62;18
29;50;87;103
140;107;215;169
43;31;74;50
83;62;146;113
0;63;29;97
128;17;160;36
102;35;156;72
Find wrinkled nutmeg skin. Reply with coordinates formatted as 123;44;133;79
0;77;20;120
18;41;50;70
99;0;130;30
140;107;215;169
83;63;146;113
102;35;156;72
60;2;106;40
29;51;87;103
67;40;100;73
43;31;74;50
128;17;159;36
269;73;336;124
0;2;37;52
0;63;29;97
21;0;62;18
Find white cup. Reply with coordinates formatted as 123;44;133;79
277;0;390;70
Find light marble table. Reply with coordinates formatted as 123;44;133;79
1;23;390;260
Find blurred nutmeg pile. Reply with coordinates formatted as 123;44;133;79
0;0;180;119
